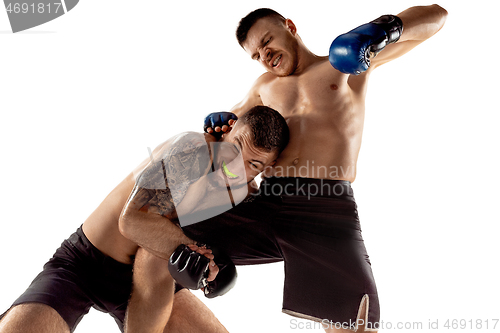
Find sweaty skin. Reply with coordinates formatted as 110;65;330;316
231;5;448;182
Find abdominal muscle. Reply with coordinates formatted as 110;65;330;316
259;60;367;183
265;109;363;183
268;145;360;182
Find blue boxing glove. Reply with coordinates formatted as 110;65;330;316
203;112;238;139
168;244;237;298
329;15;403;75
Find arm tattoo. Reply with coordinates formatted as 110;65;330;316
132;133;210;218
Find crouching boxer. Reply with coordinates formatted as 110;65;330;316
0;105;289;333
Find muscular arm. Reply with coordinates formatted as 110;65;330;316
370;4;448;69
119;134;210;260
119;186;193;260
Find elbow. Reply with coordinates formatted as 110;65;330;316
399;4;448;42
431;4;448;31
118;210;133;241
432;4;448;16
417;4;448;40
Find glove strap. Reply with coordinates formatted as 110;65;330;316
370;15;403;44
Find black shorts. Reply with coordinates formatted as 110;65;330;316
182;177;379;330
0;226;134;332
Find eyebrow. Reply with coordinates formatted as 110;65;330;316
235;136;265;166
251;32;270;60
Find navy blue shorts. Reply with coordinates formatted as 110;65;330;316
0;226;134;332
182;177;380;330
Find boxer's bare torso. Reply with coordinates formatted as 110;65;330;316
245;58;368;182
82;173;139;264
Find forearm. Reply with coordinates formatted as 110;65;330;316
119;210;194;260
398;4;448;42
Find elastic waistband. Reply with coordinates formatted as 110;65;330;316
259;177;353;198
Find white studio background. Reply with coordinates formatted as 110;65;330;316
1;1;498;332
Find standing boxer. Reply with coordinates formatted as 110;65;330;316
200;5;447;332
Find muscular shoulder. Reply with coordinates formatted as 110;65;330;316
256;72;276;87
136;132;212;208
231;73;274;115
247;72;276;96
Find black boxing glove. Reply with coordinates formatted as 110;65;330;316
168;244;237;298
203;247;237;299
168;244;210;290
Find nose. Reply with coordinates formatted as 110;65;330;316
259;48;271;63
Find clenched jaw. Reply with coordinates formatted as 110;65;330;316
271;54;282;68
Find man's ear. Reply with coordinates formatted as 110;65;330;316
285;19;297;35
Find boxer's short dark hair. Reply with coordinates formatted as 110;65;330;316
236;8;286;47
240;105;289;155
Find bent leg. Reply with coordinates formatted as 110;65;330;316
125;247;176;333
125;247;228;333
164;289;229;333
0;303;69;333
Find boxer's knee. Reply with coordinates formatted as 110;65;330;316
165;289;228;333
0;303;69;333
126;249;176;333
